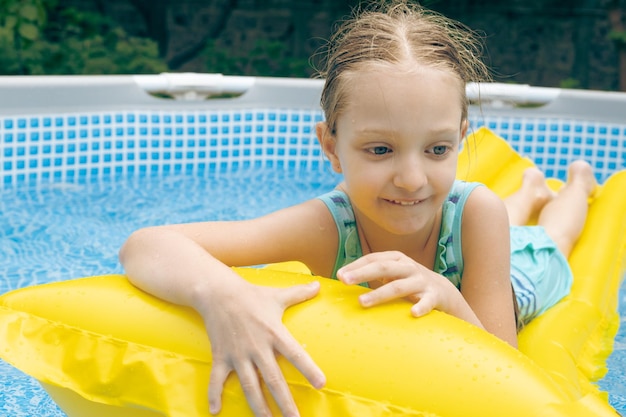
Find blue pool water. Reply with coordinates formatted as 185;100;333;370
1;169;625;415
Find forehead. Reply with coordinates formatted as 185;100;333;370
337;65;464;133
343;62;463;100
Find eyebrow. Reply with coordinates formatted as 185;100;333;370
355;127;460;139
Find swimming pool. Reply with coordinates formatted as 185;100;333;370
1;74;625;415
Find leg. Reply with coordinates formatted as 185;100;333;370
504;167;554;226
537;160;597;258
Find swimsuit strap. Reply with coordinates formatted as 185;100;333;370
317;190;363;280
435;180;483;288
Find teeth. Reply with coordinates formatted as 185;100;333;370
391;200;419;206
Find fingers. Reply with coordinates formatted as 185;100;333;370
274;282;327;388
275;329;326;389
410;294;436;317
209;348;299;417
276;281;321;308
234;361;276;417
359;275;423;307
208;361;229;415
336;251;446;316
254;351;300;417
209;334;323;417
207;282;324;417
337;251;414;286
258;284;325;416
210;356;273;416
251;328;325;417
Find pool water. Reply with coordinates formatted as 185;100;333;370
1;169;624;415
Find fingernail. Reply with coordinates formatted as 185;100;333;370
410;305;423;317
338;270;351;283
359;294;371;307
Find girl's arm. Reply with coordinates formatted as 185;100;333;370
119;199;336;416
458;186;518;346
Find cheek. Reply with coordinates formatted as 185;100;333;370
341;161;385;194
431;158;458;186
346;159;385;181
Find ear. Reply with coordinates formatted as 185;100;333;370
316;122;342;173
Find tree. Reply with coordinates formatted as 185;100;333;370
127;0;171;57
0;0;167;75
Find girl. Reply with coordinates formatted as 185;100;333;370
119;1;596;416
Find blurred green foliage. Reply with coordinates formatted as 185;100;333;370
559;77;582;89
608;30;626;46
0;0;167;74
203;38;314;78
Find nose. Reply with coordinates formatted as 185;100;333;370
392;155;427;191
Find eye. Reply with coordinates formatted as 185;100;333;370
368;146;392;155
429;145;450;156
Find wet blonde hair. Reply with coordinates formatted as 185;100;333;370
315;0;491;134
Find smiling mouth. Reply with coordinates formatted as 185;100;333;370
386;199;422;206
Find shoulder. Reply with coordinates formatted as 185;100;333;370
443;181;484;210
317;188;351;207
460;184;510;250
460;182;506;217
317;189;354;221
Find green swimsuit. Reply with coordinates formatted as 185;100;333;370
317;180;573;324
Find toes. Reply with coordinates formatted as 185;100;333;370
567;160;597;195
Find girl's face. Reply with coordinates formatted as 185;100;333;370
319;66;467;238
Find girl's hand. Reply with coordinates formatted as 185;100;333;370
336;251;462;318
195;275;326;417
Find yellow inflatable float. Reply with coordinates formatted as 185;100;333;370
0;127;624;417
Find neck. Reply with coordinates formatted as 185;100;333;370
356;209;442;267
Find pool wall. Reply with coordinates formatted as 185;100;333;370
1;74;626;186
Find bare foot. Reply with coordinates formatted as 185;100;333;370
504;167;555;225
566;160;597;197
520;167;555;213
